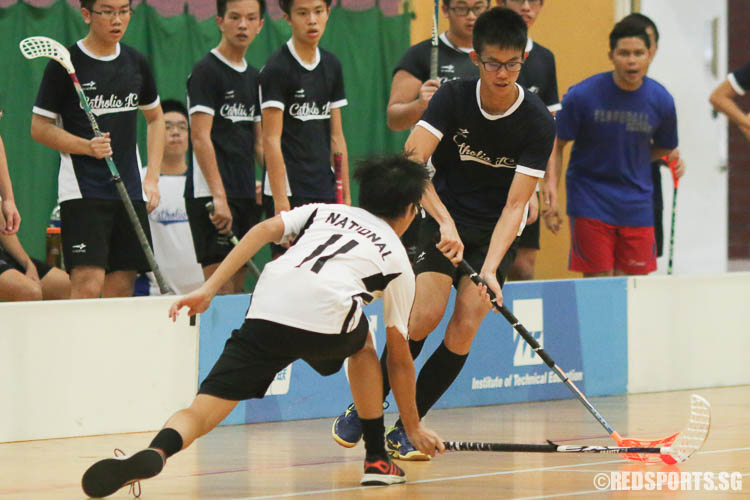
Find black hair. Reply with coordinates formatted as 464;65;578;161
622;12;659;44
472;7;527;55
161;99;188;120
354;154;429;220
217;0;267;19
279;0;331;16
80;0;131;10
609;18;651;51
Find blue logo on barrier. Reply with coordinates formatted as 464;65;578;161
197;278;627;426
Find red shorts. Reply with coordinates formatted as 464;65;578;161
569;216;656;275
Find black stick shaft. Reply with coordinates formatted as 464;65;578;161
443;441;665;454
456;259;618;437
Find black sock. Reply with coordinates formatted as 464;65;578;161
360;416;386;458
396;341;468;428
149;428;183;458
380;338;426;401
409;338;426;359
379;345;391;401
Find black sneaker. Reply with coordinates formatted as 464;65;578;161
360;454;406;486
81;448;164;498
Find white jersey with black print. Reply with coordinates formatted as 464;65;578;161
247;204;414;337
185;49;261;199
140;169;203;295
259;40;347;201
33;41;160;203
418;79;555;229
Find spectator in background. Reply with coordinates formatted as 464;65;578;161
553;19;682;277
185;0;265;294
710;58;750;142
137;99;203;296
30;0;165;299
622;13;684;261
0;116;21;235
0;134;69;301
260;0;351;258
387;0;487;263
500;0;559;280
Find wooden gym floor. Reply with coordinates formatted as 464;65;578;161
1;386;748;499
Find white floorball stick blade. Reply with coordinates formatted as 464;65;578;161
20;36;75;74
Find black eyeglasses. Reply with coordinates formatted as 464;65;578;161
507;0;541;6
477;57;523;73
449;4;488;16
90;8;133;20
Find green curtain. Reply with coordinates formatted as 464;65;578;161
0;0;411;260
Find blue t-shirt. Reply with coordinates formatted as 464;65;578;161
557;72;677;227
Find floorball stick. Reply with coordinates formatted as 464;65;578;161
430;0;439;80
204;201;261;278
456;258;710;464
666;158;679;275
333;152;343;204
444;441;670;455
20;36;172;294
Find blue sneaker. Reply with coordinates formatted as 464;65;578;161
386;425;430;461
332;401;391;448
332;403;362;448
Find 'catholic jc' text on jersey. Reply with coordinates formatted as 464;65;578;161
417;79;555;229
185;49;261;200
259;40;347;201
247;204;414;337
33;41;160;203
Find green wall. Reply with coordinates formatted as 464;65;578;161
0;0;410;260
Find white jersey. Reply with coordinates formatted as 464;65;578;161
140;169;204;295
247;204;414;337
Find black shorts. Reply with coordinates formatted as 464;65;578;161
198;315;369;401
401;207;425;265
0;247;52;279
414;214;518;288
517;217;540;250
185;197;262;267
60;199;152;273
262;194;335;258
517;192;540;250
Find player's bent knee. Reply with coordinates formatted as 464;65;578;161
408;307;444;340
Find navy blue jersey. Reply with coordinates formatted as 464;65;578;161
33;41;159;202
394;33;478;83
259;40;347;200
518;39;560;113
418;79;555;228
728;59;750;95
185;50;261;200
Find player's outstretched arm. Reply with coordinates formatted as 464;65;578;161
386;70;440;131
191;112;232;234
543;138;569;234
329;108;351;205
709;80;750;133
0;136;21;235
30;114;112;159
262;108;290;214
481;173;538;305
142;105;165;213
169;216;285;321
404;126;463;264
385;326;445;457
